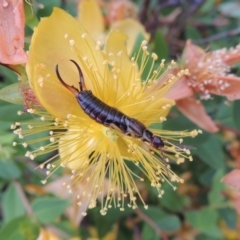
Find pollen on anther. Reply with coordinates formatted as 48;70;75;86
151;53;158;61
46;163;51;169
66;114;72;119
160;117;166;122
83;56;88;61
69;39;75;46
81;33;87;38
27;108;35;114
117;51;122;56
25;151;30;157
37;77;44;87
102;60;108;65
22;143;28;148
41;180;47;185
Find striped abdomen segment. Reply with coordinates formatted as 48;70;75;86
77;90;128;132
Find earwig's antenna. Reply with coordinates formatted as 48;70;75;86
55;64;80;96
70;60;86;91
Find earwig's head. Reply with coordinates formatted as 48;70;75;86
151;135;164;149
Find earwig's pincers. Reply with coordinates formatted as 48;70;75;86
56;63;80;96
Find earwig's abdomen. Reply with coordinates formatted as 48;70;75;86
77;91;126;129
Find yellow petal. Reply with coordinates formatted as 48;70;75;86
134;97;175;126
27;8;107;118
77;0;105;42
59;130;97;170
111;18;150;54
37;228;60;240
105;30;139;97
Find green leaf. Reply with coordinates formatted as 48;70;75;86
130;32;145;58
199;0;215;13
0;132;15;144
218;2;240;18
0;103;23;121
0;101;31;122
160;183;186;211
208;169;225;205
31;197;69;223
0;216;39;240
196;234;218;240
140;206;181;231
195;135;225;169
186;208;221;238
163;111;210;145
218;207;237;229
232;100;240;130
199;168;216;186
0;122;13;131
185;24;202;40
89;207;134;238
0;145;16;160
142;223;159;240
37;0;61;18
0;160;21;180
215;102;235;127
0;65;18;86
0;83;23;105
24;1;39;29
2;183;25;223
153;30;169;60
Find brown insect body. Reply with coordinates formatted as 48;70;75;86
56;60;164;149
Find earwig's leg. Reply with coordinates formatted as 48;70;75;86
127;131;136;138
55;65;80;96
70;60;86;91
109;123;123;133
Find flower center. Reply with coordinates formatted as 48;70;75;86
102;126;118;142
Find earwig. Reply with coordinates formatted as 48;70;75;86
55;60;165;150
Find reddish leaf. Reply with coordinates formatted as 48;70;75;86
0;0;27;64
222;169;240;191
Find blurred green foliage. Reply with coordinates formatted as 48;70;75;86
1;0;240;239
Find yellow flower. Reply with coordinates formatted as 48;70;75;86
77;0;149;54
13;8;199;215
